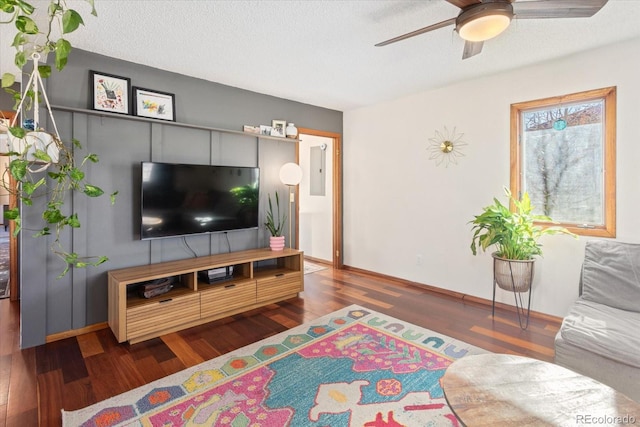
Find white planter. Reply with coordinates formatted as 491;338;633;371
8;131;59;163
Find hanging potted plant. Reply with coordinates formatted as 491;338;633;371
469;188;575;292
1;0;117;277
264;192;286;251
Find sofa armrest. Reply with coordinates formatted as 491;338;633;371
581;240;640;312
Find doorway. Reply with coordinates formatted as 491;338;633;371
0;155;10;300
0;110;18;301
296;128;342;268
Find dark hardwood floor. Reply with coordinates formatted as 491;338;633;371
0;265;561;426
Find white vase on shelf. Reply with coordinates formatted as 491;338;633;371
285;123;298;139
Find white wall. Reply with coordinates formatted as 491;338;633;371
299;134;333;262
343;37;640;317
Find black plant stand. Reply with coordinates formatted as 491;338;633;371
491;257;533;330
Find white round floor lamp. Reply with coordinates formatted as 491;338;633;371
279;162;303;248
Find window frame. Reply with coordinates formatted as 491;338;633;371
510;86;616;238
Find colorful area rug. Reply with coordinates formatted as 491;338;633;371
62;305;484;426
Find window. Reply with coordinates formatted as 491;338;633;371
510;87;616;237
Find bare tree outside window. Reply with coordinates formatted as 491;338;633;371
510;87;616;238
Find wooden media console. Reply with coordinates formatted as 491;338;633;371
108;248;304;344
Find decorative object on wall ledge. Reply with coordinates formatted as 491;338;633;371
90;70;131;115
427;126;467;167
280;162;303;248
286;122;298;139
260;125;272;135
132;87;176;121
271;119;286;137
243;125;261;134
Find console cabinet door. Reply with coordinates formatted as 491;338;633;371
126;292;200;340
200;280;257;318
256;272;302;303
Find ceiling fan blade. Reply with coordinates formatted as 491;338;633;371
445;0;481;8
375;17;456;47
513;0;608;19
462;41;483;59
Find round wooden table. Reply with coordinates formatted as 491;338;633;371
442;353;640;426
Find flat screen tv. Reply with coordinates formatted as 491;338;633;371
140;162;260;240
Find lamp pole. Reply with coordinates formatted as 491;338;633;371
287;184;294;248
279;163;303;249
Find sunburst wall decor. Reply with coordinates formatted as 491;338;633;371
427;126;467;167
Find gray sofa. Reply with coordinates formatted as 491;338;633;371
555;240;640;402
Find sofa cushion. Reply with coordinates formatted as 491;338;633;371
559;298;640;369
581;240;640;312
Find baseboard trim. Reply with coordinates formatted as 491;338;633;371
303;255;332;266
44;264;561;344
342;265;562;324
46;322;109;343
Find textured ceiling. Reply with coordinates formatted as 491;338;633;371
12;1;640;111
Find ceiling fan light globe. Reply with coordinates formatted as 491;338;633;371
455;1;514;43
458;14;511;42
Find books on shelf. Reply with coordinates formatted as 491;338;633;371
139;277;174;298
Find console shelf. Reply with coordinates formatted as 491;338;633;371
108;248;303;344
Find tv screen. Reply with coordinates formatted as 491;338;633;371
140;162;260;240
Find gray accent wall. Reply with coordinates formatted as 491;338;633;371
19;49;342;348
0;82;19;109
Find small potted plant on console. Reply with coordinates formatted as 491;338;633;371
265;192;286;250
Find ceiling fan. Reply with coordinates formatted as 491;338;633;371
375;0;609;59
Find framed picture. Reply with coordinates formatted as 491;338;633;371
243;125;261;134
90;70;131;114
132;87;176;121
271;119;286;137
260;125;272;135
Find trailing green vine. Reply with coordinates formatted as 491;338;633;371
1;0;118;278
1;0;95;90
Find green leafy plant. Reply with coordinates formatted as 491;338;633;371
2;133;117;277
264;192;286;237
470;187;575;260
1;0;117;277
1;0;96;90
